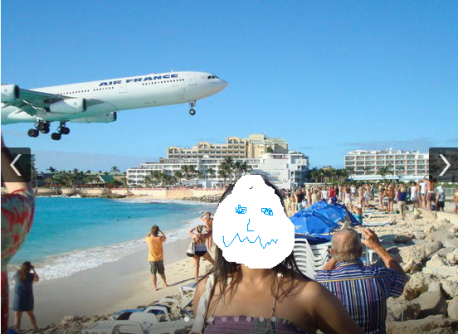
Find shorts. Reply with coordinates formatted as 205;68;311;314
150;260;165;275
195;251;207;257
437;201;445;209
427;193;436;201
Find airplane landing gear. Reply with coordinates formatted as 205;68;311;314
52;122;70;140
27;121;71;140
28;129;39;138
51;133;61;141
189;101;196;116
28;121;50;137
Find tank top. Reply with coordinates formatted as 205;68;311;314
191;275;314;334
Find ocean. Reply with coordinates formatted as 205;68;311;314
9;197;216;281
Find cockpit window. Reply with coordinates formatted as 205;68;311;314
207;75;219;79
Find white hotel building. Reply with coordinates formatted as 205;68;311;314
127;135;309;189
344;149;429;181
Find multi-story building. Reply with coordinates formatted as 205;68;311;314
344;149;429;180
166;134;288;160
127;136;308;189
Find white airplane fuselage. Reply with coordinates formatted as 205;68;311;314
1;71;227;124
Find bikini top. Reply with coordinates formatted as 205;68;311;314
191;275;314;334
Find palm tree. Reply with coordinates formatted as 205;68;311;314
378;164;393;180
206;168;216;179
47;166;57;174
110;166;120;173
174;171;183;185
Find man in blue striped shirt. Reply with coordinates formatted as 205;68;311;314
315;228;406;334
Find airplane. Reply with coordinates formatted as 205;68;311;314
1;71;228;140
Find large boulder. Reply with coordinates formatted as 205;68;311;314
403;272;434;301
399;241;443;272
441;279;458;299
448;297;458;320
387;315;458;334
411;289;447;318
424;255;458;278
394;233;414;244
387;297;421;321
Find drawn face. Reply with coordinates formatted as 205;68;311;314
213;175;295;269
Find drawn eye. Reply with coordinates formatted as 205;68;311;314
235;205;247;214
261;208;273;216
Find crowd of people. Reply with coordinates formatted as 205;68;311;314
283;179;457;218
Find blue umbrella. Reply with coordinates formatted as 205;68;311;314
307;200;347;223
332;203;361;226
290;210;339;234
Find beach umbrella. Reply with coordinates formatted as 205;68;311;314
332;203;361;226
307;200;347;223
290;210;339;234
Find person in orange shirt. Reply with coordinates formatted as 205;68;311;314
145;225;168;291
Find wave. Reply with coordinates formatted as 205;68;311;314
8;216;201;283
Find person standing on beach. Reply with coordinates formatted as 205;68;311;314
13;262;39;330
145;225;168;291
189;225;214;281
200;212;213;250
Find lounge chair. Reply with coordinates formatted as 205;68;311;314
82;318;192;334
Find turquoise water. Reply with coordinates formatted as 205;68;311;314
10;197;215;280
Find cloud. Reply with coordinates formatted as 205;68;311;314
33;150;153;172
341;137;434;152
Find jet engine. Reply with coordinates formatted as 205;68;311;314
49;98;86;114
1;84;20;102
71;112;117;123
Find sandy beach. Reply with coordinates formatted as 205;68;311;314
8;237;214;329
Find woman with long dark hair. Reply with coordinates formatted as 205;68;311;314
13;261;39;330
192;176;363;334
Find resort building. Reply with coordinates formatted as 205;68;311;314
127;135;308;189
344;149;429;181
166;134;288;159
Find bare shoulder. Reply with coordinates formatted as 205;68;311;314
192;276;209;314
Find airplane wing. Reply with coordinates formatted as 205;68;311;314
2;87;103;116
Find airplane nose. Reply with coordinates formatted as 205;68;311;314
219;79;228;90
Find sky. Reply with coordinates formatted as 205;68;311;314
2;1;457;172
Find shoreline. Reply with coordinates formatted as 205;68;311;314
8;238;201;328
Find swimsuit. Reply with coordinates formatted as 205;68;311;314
192;275;314;334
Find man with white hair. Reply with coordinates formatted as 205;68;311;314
315;228;406;334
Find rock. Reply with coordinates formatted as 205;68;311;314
387;315;458;334
424;262;458;278
443;238;458;249
387;297;421;321
446;253;457;265
413;231;427;240
441;279;458;299
412;290;447;318
426;229;454;243
394;233;415;244
61;315;79;324
428;282;442;293
403;272;434;301
431;247;456;258
448;297;458;320
399;241;443;272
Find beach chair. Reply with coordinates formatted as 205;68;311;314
82;318;192;334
